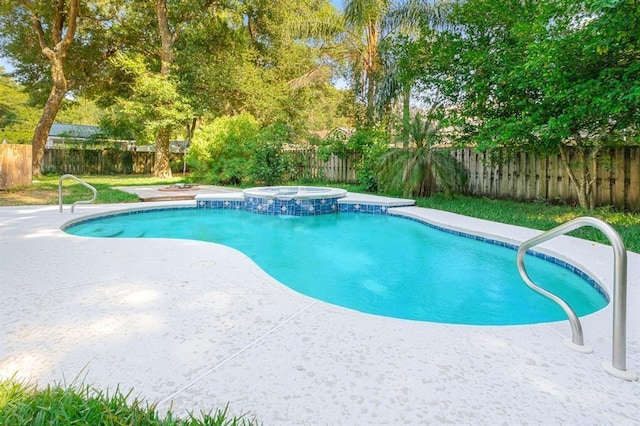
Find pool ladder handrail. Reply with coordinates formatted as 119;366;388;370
516;216;637;381
58;174;97;213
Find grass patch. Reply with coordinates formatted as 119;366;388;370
0;175;188;206
416;195;640;253
0;378;258;426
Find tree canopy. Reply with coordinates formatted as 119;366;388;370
420;0;640;208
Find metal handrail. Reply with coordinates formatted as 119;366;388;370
517;216;636;381
58;174;97;213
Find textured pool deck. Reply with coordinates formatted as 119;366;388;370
1;195;639;425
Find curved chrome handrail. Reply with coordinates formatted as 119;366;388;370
58;174;98;213
517;217;637;381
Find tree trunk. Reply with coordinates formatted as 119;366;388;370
29;0;80;176
153;0;175;178
366;74;376;126
401;84;411;148
364;20;379;127
154;128;172;178
559;145;598;210
32;74;67;175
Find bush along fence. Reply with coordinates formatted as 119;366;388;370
42;147;359;183
452;146;640;212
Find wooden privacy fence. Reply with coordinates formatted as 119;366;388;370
43;146;359;182
287;149;359;183
37;145;640;211
43;148;187;175
0;144;32;189
452;146;640;211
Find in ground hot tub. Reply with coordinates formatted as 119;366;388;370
242;186;347;215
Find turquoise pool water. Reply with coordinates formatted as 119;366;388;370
65;208;608;325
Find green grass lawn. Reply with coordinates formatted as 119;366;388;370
0;174;189;206
416;194;640;253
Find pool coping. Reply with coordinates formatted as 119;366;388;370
1;198;638;424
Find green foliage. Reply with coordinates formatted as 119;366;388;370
174;0;347;131
317;129;353;161
377;114;467;197
187;116;303;186
187;113;260;185
349;129;389;191
98;108;140;142
0;1;127;105
0;72;40;143
0;378;258;425
248;122;296;185
56;97;104;126
317;127;388;191
422;0;640;208
109;54;193;144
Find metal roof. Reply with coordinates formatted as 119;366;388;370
49;123;101;139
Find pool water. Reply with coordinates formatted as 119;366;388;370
66;209;608;325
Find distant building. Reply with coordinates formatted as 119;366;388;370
46;123;187;152
133;141;189;153
46;123;106;148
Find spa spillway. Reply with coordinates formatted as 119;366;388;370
242;186;347;215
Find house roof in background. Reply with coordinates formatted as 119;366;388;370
49;123;101;139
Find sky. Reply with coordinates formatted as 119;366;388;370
0;57;13;73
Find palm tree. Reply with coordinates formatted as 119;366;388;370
376;0;453;147
342;0;392;125
290;0;412;126
377;112;467;197
291;0;450;129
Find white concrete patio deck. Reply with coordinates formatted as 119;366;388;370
1;196;638;425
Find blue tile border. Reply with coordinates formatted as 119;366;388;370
197;200;244;211
338;203;388;215
64;203;609;303
197;198;344;216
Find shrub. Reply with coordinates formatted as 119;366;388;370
349;129;388;192
187;113;260;185
248;122;296;185
318;128;389;191
378;114;468;197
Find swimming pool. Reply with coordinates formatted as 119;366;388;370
65;208;607;325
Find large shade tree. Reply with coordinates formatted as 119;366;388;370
100;0;209;178
0;0;124;175
97;0;340;176
428;0;640;209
